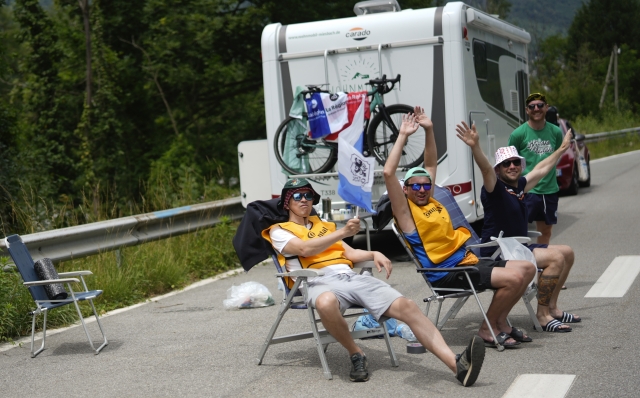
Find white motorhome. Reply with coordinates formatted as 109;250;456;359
239;0;531;223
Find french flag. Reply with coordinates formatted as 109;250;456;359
337;97;376;213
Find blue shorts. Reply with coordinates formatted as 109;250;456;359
525;193;558;225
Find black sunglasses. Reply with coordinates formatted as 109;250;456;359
291;191;314;201
527;103;546;110
500;159;522;167
408;183;432;191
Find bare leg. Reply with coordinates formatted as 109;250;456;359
383;297;457;373
533;245;578;322
314;292;362;355
535;221;553;245
477;260;534;343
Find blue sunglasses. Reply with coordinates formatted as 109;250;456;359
291;192;314;201
408;183;432;191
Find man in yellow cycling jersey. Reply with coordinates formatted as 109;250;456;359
383;107;536;348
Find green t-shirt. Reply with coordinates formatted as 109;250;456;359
508;121;563;194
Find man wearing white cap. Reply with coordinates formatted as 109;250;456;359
384;107;536;348
456;122;580;332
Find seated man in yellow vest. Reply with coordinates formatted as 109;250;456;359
383;108;536;349
262;177;485;385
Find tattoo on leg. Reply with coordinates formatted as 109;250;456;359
537;275;560;306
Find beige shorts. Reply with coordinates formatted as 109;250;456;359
306;273;403;320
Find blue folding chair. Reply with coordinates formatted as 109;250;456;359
5;234;108;357
391;186;541;351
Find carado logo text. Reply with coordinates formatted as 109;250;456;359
346;27;370;41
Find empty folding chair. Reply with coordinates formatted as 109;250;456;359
5;234;108;357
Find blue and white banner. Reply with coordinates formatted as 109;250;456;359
337;97;376;213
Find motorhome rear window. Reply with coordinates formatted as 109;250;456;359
473;40;487;80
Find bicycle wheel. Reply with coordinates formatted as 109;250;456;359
274;117;337;175
367;104;425;168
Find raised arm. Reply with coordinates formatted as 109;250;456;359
524;129;572;192
280;218;360;257
456;121;497;192
383;113;420;233
415;106;437;183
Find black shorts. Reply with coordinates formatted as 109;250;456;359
432;259;508;291
525;193;558;225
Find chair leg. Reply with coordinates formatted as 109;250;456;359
71;293;98;354
31;310;47;358
308;307;332;380
523;288;542;332
465;273;504;352
86;298;108;354
257;301;290;365
381;321;399;367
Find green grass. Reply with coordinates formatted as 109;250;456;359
1;220;239;342
572;109;640;160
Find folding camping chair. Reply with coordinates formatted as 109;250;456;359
256;252;399;380
5;234;108;357
391;185;541;351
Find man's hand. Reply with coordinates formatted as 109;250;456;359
414;106;433;130
560;129;572;152
399;113;419;137
455;121;479;148
341;217;361;238
372;251;393;279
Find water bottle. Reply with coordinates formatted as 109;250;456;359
396;324;417;342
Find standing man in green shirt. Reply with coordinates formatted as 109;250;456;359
508;93;564;245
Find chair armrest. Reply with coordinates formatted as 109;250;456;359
528;231;542;237
58;270;93;277
24;278;80;286
353;260;374;269
417;267;479;274
276;269;325;278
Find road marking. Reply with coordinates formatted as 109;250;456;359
502;374;576;398
585;256;640;297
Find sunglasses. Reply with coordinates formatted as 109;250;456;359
500;159;522;167
527;103;546;110
291;191;314;201
408;183;432;191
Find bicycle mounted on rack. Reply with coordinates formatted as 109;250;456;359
274;74;425;175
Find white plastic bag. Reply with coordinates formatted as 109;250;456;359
223;281;275;310
495;237;538;286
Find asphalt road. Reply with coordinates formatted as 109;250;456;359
1;150;639;398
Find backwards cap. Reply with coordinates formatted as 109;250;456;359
526;92;547;105
403;167;432;184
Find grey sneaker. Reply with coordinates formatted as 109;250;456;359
456;335;485;387
349;352;369;382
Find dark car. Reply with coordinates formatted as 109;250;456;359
546;107;591;195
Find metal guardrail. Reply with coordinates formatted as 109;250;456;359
584;126;640;143
1;197;245;265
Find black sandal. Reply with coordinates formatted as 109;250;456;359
482;332;521;348
509;327;533;342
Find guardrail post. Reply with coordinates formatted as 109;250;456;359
116;249;122;268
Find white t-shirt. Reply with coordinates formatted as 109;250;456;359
269;225;354;280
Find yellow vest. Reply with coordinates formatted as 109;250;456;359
407;198;472;264
262;216;353;288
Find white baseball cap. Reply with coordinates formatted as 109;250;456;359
493;146;526;170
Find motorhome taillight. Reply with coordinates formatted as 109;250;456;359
444;181;472;196
462;26;468;40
